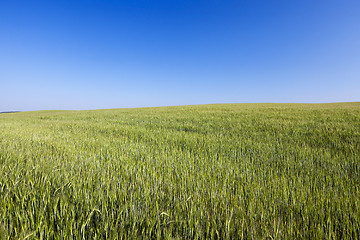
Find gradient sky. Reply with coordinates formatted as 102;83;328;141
1;0;359;111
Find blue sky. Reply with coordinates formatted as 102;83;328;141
1;0;359;111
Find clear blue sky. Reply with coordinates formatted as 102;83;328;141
1;0;359;111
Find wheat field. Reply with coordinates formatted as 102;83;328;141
0;103;359;239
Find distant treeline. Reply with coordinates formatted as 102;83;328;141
0;111;20;114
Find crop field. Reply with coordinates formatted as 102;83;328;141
0;103;359;239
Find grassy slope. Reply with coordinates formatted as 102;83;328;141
0;103;359;239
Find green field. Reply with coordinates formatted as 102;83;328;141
0;103;359;239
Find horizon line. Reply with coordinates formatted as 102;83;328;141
2;101;359;113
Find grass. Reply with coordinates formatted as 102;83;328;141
0;103;359;239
